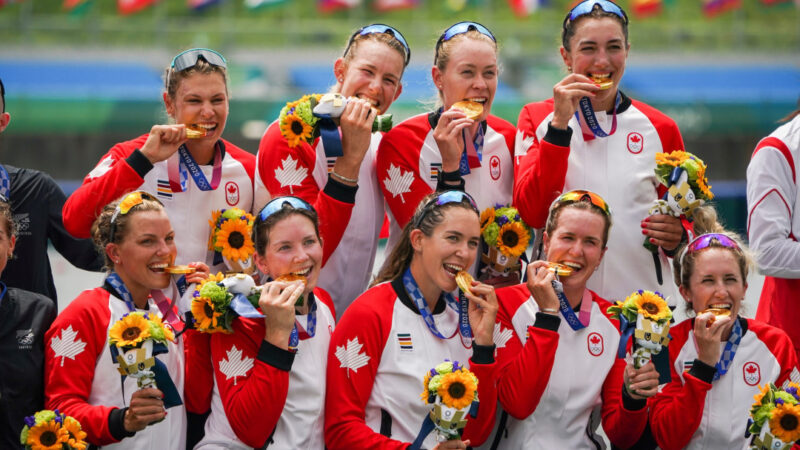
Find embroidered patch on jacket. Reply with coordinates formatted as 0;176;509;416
397;332;413;351
683;360;694;373
429;162;442;182
327;157;337;174
587;332;604;357
157;179;173;199
626;132;644;154
743;361;761;386
489;155;501;180
225;181;239;206
17;328;34;349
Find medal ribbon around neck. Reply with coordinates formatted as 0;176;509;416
712;317;742;381
106;272;182;328
167;143;222;193
458;123;485;176
574;91;622;139
552;279;592;331
0;164;10;199
402;267;472;345
228;289;317;351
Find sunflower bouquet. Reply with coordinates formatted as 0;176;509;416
607;290;672;369
20;409;87;450
208;208;255;274
411;360;479;447
279;93;392;148
747;383;800;449
108;311;175;390
191;273;262;334
478;204;531;286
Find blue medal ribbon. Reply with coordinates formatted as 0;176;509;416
574;91;621;139
177;145;221;191
227;290;317;351
106;272;137;312
402;268;472;344
713;317;743;381
315;115;343;158
0;164;10;200
457;123;486;176
553;279;590;331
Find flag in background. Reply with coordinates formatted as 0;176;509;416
118;0;158;15
245;0;288;10
63;0;90;10
319;0;360;12
373;0;417;11
189;0;224;11
632;0;662;17
702;0;741;17
509;0;541;17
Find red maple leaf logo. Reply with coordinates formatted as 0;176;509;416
630;135;641;143
491;159;499;167
590;335;600;344
746;365;757;374
227;184;237;194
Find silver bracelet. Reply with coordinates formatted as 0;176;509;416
540;307;559;314
330;171;358;184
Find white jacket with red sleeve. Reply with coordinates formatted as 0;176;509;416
649;317;799;450
196;288;335;450
324;279;499;450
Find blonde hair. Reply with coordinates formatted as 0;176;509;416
91;193;165;270
433;30;498;107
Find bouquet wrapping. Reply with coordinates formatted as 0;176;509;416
607;290;672;370
478;204;531;287
410;360;479;449
107;311;182;408
20;409;87;450
747;382;800;449
208;208;255;273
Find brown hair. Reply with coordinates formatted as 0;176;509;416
164;58;228;100
91;192;166;270
672;206;753;290
336;31;408;91
561;3;629;52
0;199;15;260
252;204;320;257
545;200;612;247
372;193;479;286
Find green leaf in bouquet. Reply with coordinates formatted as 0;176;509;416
373;114;393;133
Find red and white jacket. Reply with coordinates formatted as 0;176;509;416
488;284;648;449
324;279;499;449
255;121;384;313
649;317;799;450
196;288;335;449
377;113;515;248
747;115;800;358
44;286;191;449
514;95;685;304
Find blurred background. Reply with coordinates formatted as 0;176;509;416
0;0;798;308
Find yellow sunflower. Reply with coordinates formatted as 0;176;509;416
696;170;714;201
480;207;495;235
770;403;800;443
26;420;68;450
215;218;255;262
438;369;477;410
208;210;223;250
632;291;671;321
655;151;689;168
753;384;771;409
497;222;530;258
192;296;222;331
281;114;313;147
420;372;432;401
62;416;87;450
108;313;151;347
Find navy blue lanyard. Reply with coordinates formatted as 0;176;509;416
574;91;621;138
402;267;472;343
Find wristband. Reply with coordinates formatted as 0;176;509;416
439;169;462;182
330;171;358;184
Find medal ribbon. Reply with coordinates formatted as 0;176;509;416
0;164;10;200
553;280;592;331
167;144;222;193
228;290;317;352
402;268;472;344
713;317;743;381
458;123;485;175
106;272;182;328
574;91;621;139
315;115;344;158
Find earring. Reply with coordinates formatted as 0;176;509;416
338;78;343;83
567;66;572;73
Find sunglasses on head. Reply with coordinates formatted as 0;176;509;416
551;189;611;216
679;233;740;267
435;21;496;63
412;190;479;229
257;196;315;224
563;0;628;29
166;48;227;89
110;191;160;242
343;24;411;66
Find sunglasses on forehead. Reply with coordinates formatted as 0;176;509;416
109;191;161;242
166;48;227;89
679;233;741;267
435;21;496;62
551;189;611;216
412;190;479;229
563;0;628;29
257;196;315;224
343;24;411;66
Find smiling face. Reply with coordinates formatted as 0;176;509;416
680;248;747;320
108;210;177;294
561;16;629;109
164;71;229;143
255;213;322;295
410;207;480;297
543;207;607;291
334;39;405;115
433;36;497;121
